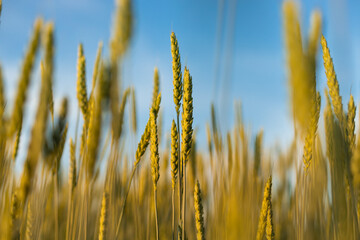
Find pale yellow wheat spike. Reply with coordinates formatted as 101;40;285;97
347;94;356;154
12;121;22;161
18;61;50;203
321;35;345;125
266;200;275;240
99;192;108;240
25;202;34;240
181;67;193;238
44;22;55;123
150;103;160;240
69;138;77;194
110;0;133;61
152;67;160;109
77;43;88;121
134;93;161;166
303;92;321;170
9;18;42;137
194;180;205;240
351;100;360;186
171;120;179;189
134;121;151;166
150;107;160;188
92;41;103;91
283;1;314;136
182;67;194;164
256;176;272;240
0;0;2;18
10;193;19;237
171;32;183;114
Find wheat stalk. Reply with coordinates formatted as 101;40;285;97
115;93;161;237
181;67;193;237
131;87;137;133
117;87;130;140
92;41;103;91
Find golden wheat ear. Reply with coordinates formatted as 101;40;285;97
321;35;344;125
171;32;183;115
194;180;205;240
9;18;42;137
110;0;133;61
171;120;179;189
98;191;108;240
256;176;272;240
76;43;88;122
43;22;55;124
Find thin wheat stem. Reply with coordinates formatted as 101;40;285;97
154;188;159;240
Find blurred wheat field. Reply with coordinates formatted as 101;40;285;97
0;0;360;239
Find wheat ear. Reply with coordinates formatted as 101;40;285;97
9;18;42;137
194;180;205;240
256;176;272;240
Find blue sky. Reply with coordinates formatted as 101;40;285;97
0;0;360;172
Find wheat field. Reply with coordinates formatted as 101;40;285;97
0;0;360;239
